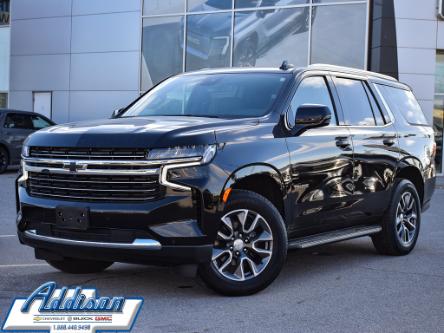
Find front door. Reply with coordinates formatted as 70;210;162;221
285;75;355;237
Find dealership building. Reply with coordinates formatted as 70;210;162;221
1;0;444;172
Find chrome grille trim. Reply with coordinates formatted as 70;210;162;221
24;164;160;176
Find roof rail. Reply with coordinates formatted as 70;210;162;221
306;64;398;82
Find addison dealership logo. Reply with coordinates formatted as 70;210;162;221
1;282;143;332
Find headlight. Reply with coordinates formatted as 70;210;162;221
21;145;29;158
148;145;216;164
156;145;217;191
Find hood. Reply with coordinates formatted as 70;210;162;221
26;116;258;148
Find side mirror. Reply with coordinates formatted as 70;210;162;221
111;108;125;119
293;104;331;135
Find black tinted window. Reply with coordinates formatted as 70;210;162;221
4;113;33;129
334;78;375;126
290;76;336;127
376;84;429;125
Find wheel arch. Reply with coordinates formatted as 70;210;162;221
222;163;288;222
395;163;425;206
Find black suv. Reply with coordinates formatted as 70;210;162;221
16;65;436;295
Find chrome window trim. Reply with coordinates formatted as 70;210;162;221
24;230;162;250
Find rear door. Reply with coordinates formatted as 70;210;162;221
3;113;35;164
285;74;355;236
331;75;400;222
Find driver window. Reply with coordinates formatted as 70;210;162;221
289;76;337;127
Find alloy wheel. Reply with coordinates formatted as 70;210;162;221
211;209;273;281
395;191;418;246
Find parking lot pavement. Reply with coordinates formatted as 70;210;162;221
1;171;444;333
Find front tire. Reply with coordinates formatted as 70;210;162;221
47;258;113;274
372;179;421;256
199;190;287;296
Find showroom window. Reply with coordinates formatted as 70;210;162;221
0;92;6;108
0;0;9;26
141;0;370;91
434;52;444;174
0;0;9;108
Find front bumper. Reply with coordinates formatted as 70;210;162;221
16;184;217;265
18;229;212;265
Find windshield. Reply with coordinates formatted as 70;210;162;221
122;73;289;119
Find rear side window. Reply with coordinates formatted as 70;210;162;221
333;77;376;126
4;113;33;129
376;84;429;125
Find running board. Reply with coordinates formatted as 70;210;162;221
288;225;382;249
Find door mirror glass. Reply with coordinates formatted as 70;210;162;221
293;104;331;134
111;108;125;119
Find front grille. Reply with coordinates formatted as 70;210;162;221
29;147;148;160
28;172;165;202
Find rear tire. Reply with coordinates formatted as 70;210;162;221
199;190;287;296
372;179;421;256
0;146;9;174
47;258;113;274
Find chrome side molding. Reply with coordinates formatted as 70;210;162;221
24;230;162;250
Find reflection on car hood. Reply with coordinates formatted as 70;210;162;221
25;116;258;148
187;6;230;36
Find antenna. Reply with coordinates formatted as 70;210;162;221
280;60;294;71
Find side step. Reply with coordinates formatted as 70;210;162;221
288;225;382;249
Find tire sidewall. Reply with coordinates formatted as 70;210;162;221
199;190;287;296
387;179;421;253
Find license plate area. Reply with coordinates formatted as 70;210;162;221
55;206;89;230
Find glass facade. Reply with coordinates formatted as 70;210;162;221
0;0;9;26
434;52;444;174
141;0;369;91
0;0;9;108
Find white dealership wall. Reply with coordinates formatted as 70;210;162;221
7;0;443;126
393;0;443;124
8;0;141;123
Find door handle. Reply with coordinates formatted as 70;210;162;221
335;137;351;150
383;138;395;147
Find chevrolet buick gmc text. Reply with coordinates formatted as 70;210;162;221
16;64;436;295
